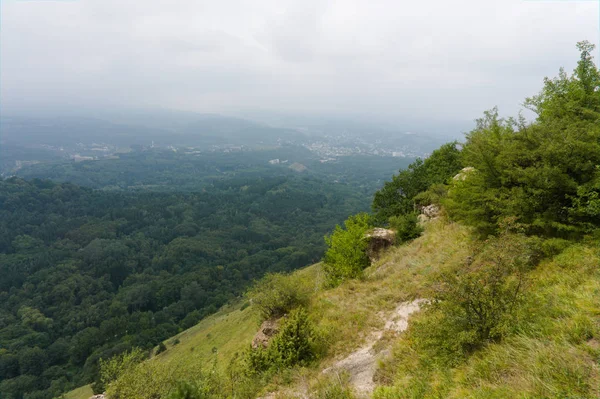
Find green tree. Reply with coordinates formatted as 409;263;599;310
247;272;310;321
323;213;372;286
18;347;48;376
447;42;600;237
372;142;462;222
18;306;53;332
0;353;20;380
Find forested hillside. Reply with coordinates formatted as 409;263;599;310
80;41;600;399
13;147;409;194
0;173;376;399
3;41;600;399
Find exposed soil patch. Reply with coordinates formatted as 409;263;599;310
322;300;424;398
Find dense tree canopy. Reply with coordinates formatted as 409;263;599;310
372;142;462;223
0;172;372;399
446;41;600;237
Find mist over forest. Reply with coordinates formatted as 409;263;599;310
1;0;598;398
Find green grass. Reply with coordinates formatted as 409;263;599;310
61;384;93;399
154;300;259;370
373;233;600;399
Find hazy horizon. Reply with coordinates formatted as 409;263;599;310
1;0;598;128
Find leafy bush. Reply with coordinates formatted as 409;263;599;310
413;183;448;208
409;234;538;365
95;348;145;394
269;307;319;368
323;213;372;286
155;342;167;355
242;346;270;375
388;212;423;244
167;382;207;399
166;378;222;399
240;307;320;375
247;272;310;321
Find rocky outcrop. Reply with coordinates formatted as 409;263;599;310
365;228;396;261
89;394;105;399
417;204;440;223
453;166;476;181
421;204;440;218
251;318;281;349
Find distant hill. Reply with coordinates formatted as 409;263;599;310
1;114;304;148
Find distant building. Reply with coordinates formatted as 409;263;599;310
72;155;95;162
269;159;280;165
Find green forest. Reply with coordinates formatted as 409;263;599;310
12;146;409;194
0;171;379;399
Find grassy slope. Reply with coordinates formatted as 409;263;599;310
377;243;600;398
63;221;472;398
62;385;93;399
152;301;259;371
65;219;600;398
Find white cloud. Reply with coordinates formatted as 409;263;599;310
1;0;597;124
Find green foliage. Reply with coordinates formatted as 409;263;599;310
240;307;320;376
447;42;600;237
388;213;423;244
166;379;222;399
375;232;600;399
0;168;371;398
17;307;53;332
372;142;462;222
413;183;448;208
18;347;48;376
167;382;206;399
269;307;319;368
156;342;167;355
569;169;600;229
247;273;310;321
96;348;145;394
311;373;356;399
106;360;206;399
323;213;373;286
239;345;272;377
410;234;539;366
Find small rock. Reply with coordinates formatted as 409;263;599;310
365;228;396;261
252;318;281;349
453;166;476;181
421;204;440;218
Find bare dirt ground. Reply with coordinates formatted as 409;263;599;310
258;299;424;399
322;299;424;398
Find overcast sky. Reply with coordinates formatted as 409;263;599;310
1;0;598;126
